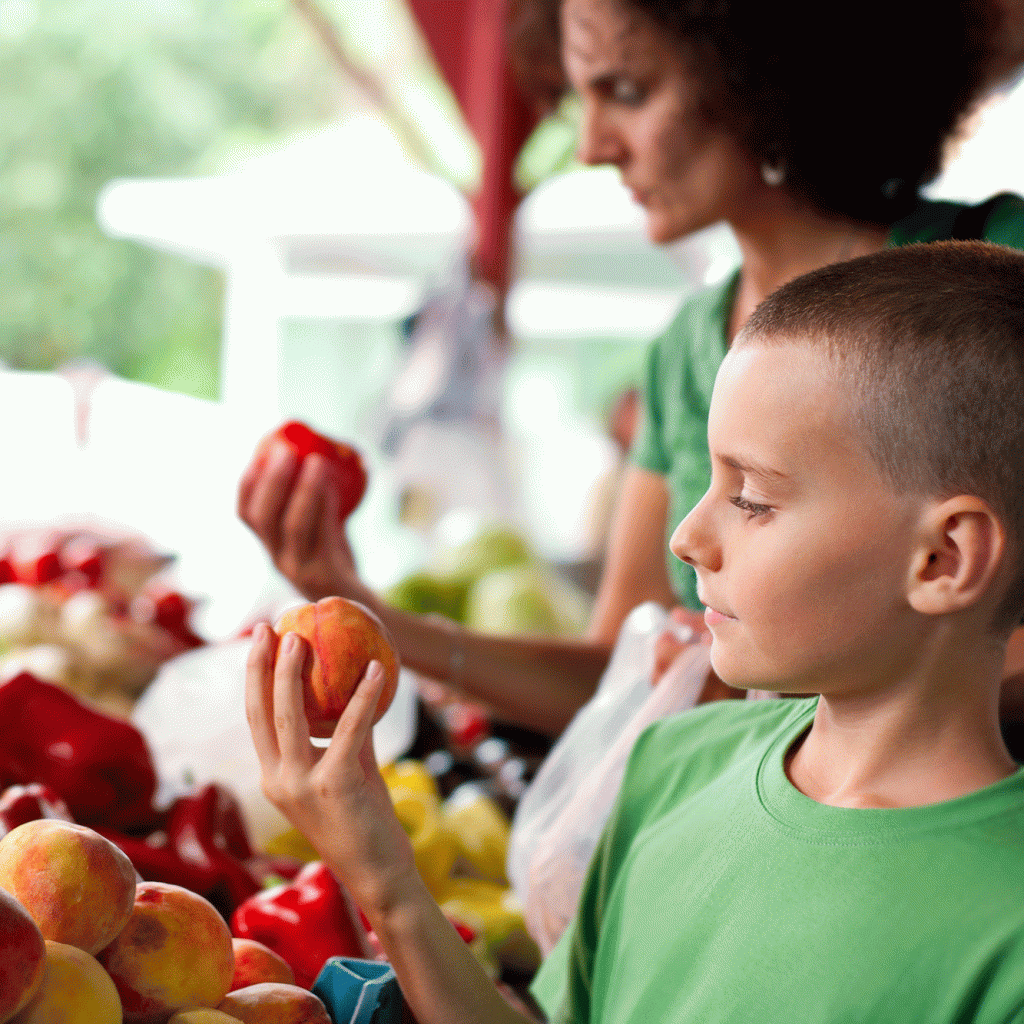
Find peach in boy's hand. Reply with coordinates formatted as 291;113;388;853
273;596;400;738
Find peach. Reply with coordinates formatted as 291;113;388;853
97;881;235;1024
218;983;332;1024
0;887;45;1023
274;596;400;738
167;1010;244;1024
10;940;121;1024
230;938;295;990
0;819;136;954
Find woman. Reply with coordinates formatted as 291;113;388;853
238;0;1024;737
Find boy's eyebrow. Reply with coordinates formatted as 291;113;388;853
720;454;789;482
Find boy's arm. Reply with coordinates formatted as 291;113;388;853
244;623;533;1024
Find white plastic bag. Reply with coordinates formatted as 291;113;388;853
506;603;712;953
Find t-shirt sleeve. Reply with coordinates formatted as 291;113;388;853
982;192;1024;248
630;332;671;475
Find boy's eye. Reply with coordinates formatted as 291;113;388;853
729;495;773;519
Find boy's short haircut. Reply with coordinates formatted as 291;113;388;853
739;240;1024;632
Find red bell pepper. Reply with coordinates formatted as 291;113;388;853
98;782;304;919
0;783;74;839
0;672;160;834
231;860;374;988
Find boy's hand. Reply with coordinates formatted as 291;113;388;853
244;622;419;916
237;447;369;605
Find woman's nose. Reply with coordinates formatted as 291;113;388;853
576;102;625;167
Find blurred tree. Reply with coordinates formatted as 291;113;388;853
0;0;576;399
0;0;343;398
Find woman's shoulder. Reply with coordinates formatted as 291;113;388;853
890;192;1024;247
645;270;739;380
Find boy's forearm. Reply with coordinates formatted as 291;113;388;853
366;872;535;1024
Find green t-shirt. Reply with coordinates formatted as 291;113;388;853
532;698;1024;1024
631;193;1024;609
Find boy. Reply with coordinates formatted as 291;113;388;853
246;240;1024;1024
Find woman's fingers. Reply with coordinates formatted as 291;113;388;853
241;443;299;553
245;622;281;769
279;454;331;568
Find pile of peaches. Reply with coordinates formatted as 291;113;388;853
0;818;331;1024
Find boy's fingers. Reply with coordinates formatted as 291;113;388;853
245;622;281;768
321;660;386;776
273;631;314;763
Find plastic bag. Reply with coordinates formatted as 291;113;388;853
506;602;711;954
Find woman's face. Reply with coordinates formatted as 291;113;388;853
560;0;762;244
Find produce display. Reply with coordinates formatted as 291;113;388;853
273;597;399;738
0;526;206;718
0;821;328;1024
1;496;556;1019
385;524;591;639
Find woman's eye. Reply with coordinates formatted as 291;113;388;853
729;495;772;519
610;79;644;104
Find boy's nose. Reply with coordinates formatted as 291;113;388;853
670;493;721;572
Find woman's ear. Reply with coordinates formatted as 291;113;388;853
907;496;1007;616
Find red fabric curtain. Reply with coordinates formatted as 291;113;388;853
406;0;539;295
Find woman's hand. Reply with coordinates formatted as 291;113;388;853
237;446;370;604
244;621;418;915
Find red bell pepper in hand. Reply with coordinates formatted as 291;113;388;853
231;860;374;988
0;672;160;834
0;783;74;839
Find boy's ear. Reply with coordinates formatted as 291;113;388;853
907;496;1007;617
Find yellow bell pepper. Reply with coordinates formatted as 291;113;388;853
442;783;511;884
388;785;457;897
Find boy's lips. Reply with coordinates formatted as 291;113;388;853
698;592;736;626
704;606;734;627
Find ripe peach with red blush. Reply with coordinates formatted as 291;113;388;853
0;886;46;1022
97;881;235;1023
218;982;332;1024
230;938;295;990
274;596;400;738
0;819;136;955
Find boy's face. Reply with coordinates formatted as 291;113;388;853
670;341;930;696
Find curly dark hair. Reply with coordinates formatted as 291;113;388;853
509;0;1024;224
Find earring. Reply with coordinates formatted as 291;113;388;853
761;157;786;187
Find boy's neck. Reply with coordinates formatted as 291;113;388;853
785;632;1017;809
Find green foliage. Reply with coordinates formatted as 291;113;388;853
0;0;338;398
